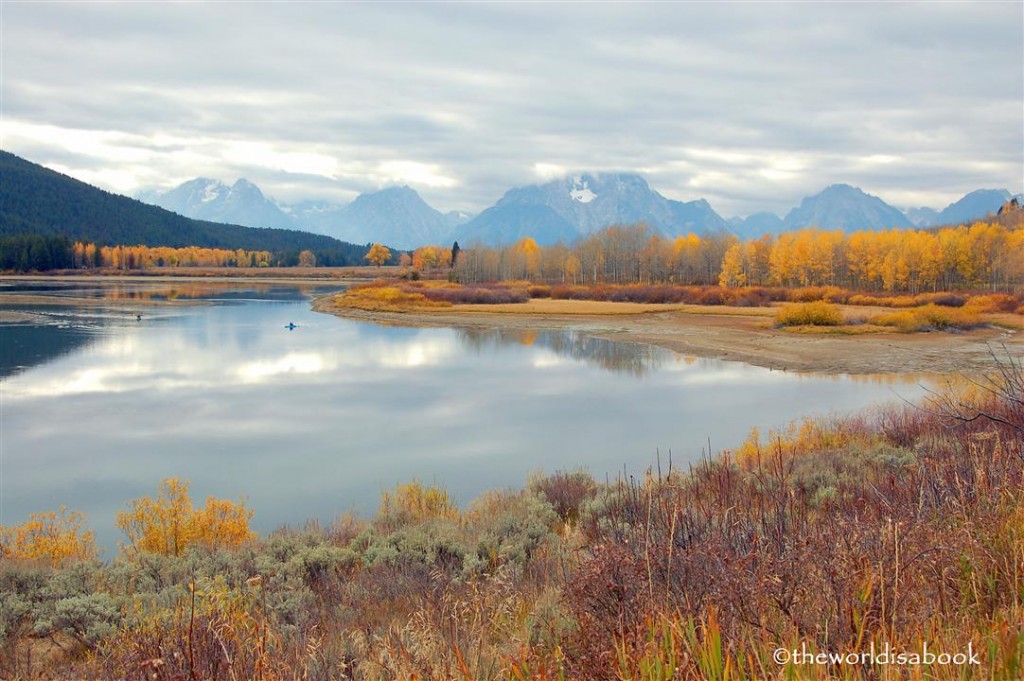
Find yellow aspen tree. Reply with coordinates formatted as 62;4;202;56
365;243;391;267
718;242;747;287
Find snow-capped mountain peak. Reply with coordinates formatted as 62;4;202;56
200;180;225;203
570;176;597;204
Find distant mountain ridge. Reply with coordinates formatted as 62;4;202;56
289;186;457;249
782;184;914;232
728;211;785;239
138;178;296;231
141;181;458;249
916;189;1012;227
457;173;728;246
138;171;1019;247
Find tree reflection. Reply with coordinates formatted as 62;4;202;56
455;327;668;376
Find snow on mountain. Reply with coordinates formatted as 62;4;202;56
570;176;597;204
139;178;296;230
458;172;727;246
138;175;1019;249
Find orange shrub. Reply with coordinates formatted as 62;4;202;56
116;478;254;556
871;305;983;332
0;506;97;565
334;286;450;311
847;294;917;308
790;286;846;303
964;293;1019;313
774;301;843;327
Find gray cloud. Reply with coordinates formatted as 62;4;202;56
4;2;1021;217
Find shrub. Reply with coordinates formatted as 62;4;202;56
774;301;843;327
116;478;254;556
914;292;966;307
847;294;916;308
422;285;528;304
51;593;122;647
790;286;846;303
0;507;97;566
694;288;726;305
965;293;1019;313
94;577;284;681
378;480;458;526
527;284;552;298
528;470;598;523
871;304;983;332
335;285;449;310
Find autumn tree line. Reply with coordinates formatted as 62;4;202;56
0;235;376;271
448;221;1024;292
4;220;1021;294
66;242;274;269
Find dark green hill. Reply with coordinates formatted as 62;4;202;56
0;150;372;264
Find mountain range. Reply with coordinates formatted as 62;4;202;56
139;172;1017;249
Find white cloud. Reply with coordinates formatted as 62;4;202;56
374;161;458;189
2;2;1020;216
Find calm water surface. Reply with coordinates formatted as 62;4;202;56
1;281;933;551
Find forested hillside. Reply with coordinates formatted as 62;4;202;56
0;151;371;265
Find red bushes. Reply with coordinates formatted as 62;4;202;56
546;283;794;307
527;284;552;298
421;285;528;304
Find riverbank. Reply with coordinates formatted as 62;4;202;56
313;295;1023;375
4;273;1019;374
0;273;363;321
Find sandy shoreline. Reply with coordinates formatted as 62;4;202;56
312;296;1022;375
3;274;1018;375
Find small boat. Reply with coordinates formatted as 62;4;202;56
286;322;297;330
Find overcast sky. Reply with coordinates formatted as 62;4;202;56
2;1;1022;217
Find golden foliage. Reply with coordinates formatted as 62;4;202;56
412;244;452;270
74;242;271;269
731;418;867;467
455;221;1024;293
331;285;452;311
870;304;982;332
365;243;392;267
379;480;458;523
773;301;843;327
0;506;97;565
116;478;254;556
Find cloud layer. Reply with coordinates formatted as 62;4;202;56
3;2;1021;217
